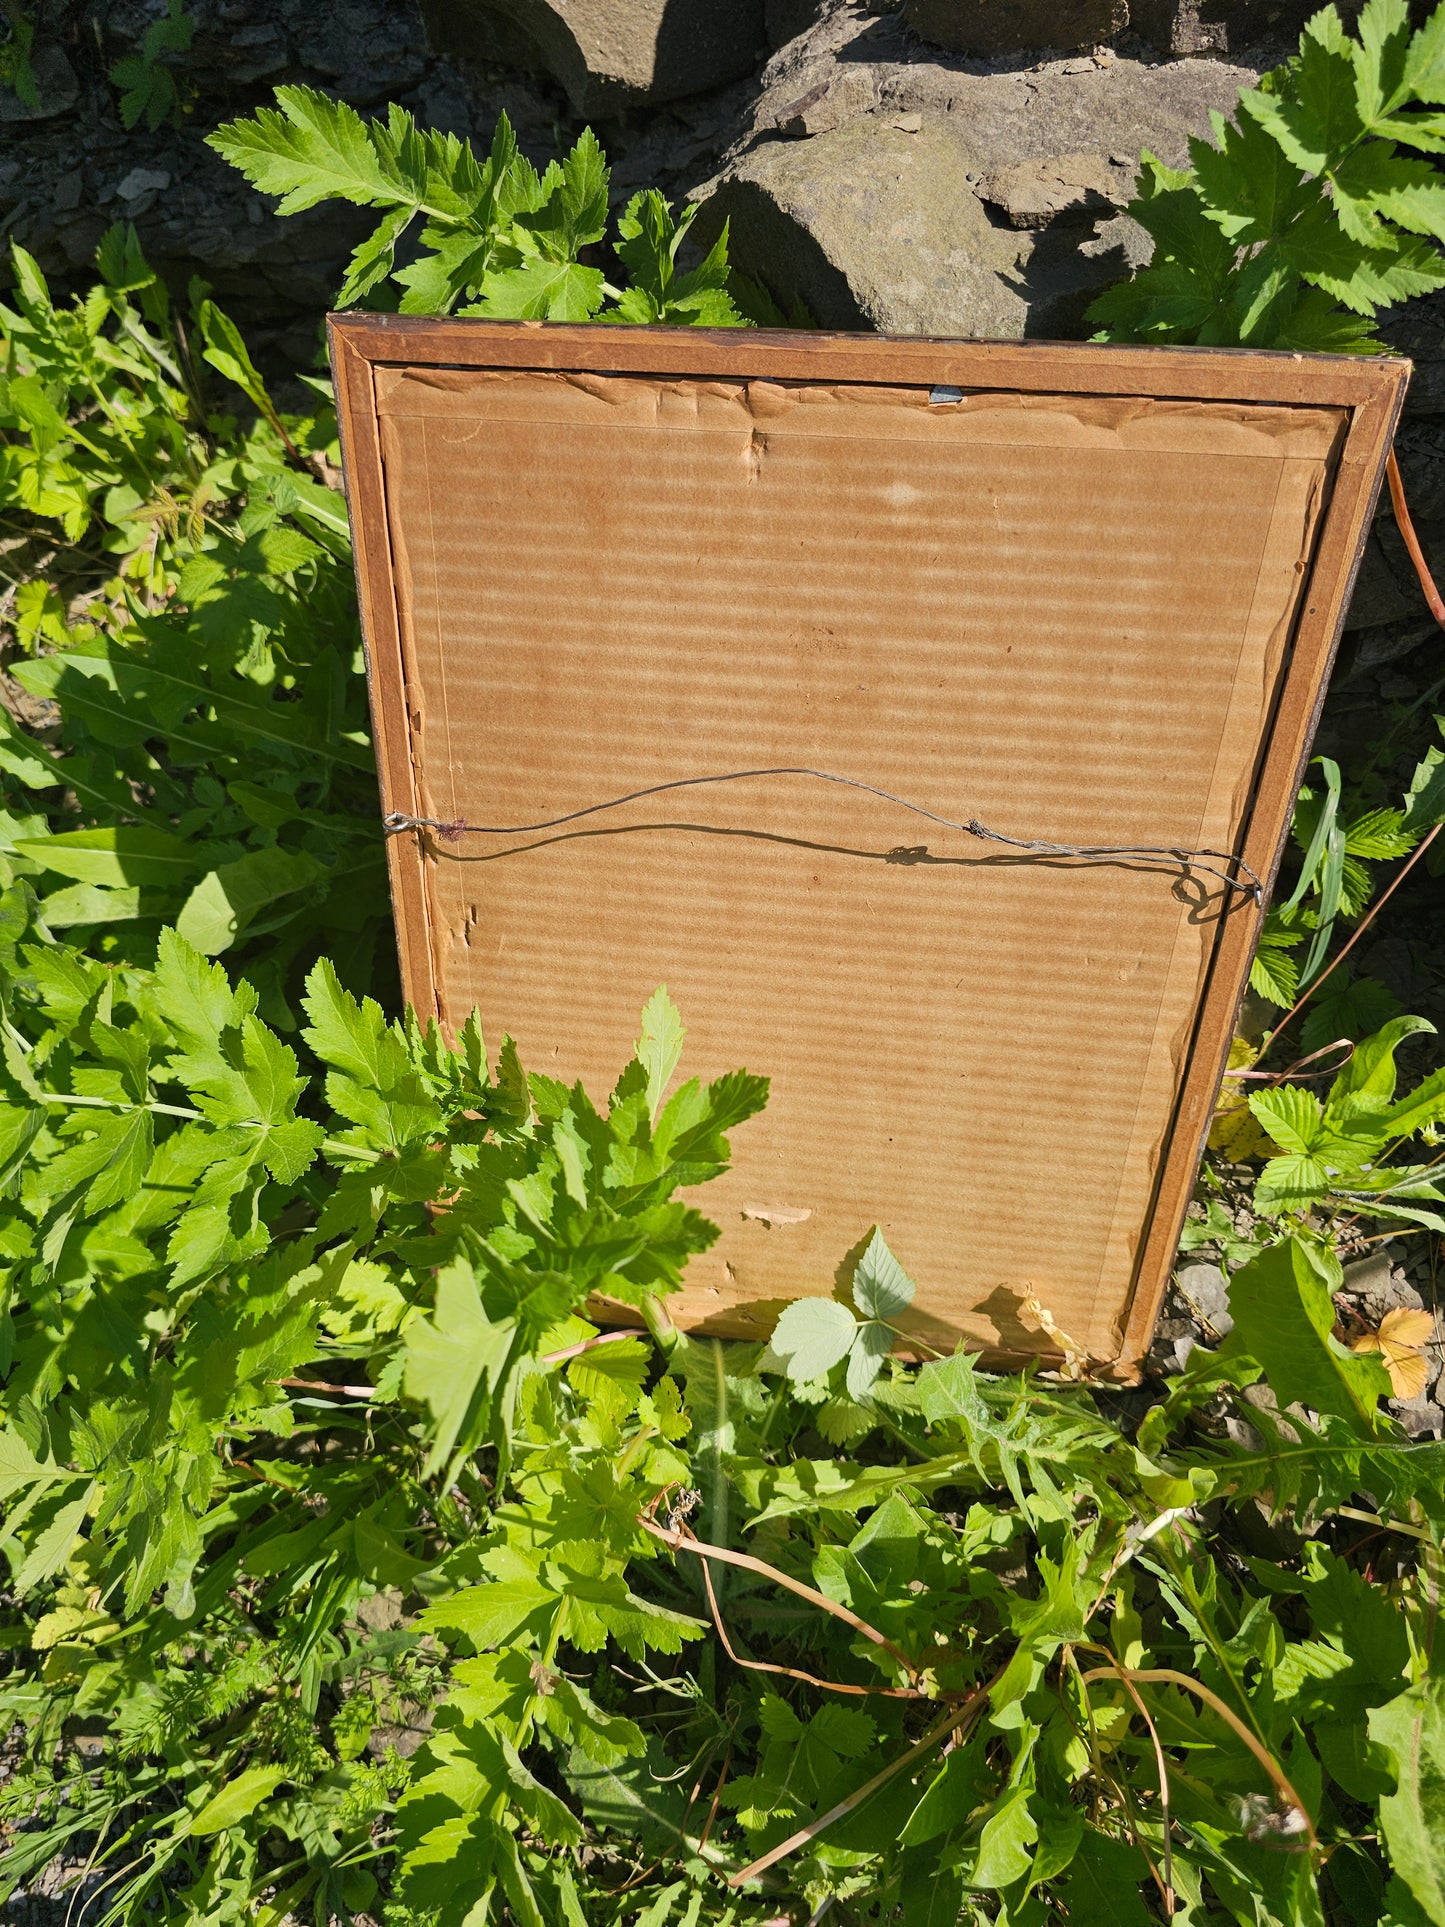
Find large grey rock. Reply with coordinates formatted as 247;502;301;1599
708;115;1037;333
978;151;1135;228
1341;1247;1424;1327
903;0;1127;57
1131;0;1363;56
701;113;1135;335
697;25;1257;339
0;44;78;122
766;0;826;47
903;0;1363;57
417;0;768;112
744;15;1259;172
1175;1261;1233;1337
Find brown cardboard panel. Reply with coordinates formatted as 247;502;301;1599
330;321;1407;1371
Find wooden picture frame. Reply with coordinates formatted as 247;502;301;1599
329;314;1407;1375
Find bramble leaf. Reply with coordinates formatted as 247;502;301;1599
851;1227;916;1321
768;1297;857;1384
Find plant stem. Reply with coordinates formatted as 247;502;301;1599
1387;448;1445;631
1266;823;1441;1043
34;1091;381;1163
728;1680;997;1888
642;1516;922;1684
1074;1665;1318;1851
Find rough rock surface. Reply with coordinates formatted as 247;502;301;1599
903;0;1363;57
417;0;768;113
6;0;577;364
693;7;1256;336
903;0;1128;56
1132;0;1365;55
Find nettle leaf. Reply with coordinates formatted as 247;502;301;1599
473;258;606;322
1249;1083;1328;1154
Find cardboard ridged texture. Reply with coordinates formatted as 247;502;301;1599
328;317;1408;1376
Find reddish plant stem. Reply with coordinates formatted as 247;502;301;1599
641;1517;921;1684
275;1376;376;1399
1268;823;1440;1042
727;1680;997;1889
1388;448;1445;629
696;1530;922;1700
539;1329;641;1366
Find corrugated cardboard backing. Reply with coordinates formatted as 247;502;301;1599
370;363;1346;1365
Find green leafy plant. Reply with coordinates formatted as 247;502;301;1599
3;58;1445;1927
110;0;194;132
208;89;748;326
4;893;1441;1926
1090;0;1445;351
1246;1012;1445;1224
0;233;381;1020
1245;731;1445;1039
0;0;36;111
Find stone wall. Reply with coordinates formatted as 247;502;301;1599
7;0;1445;717
0;0;1303;350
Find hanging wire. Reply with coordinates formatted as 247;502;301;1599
382;765;1262;902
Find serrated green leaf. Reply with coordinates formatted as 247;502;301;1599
768;1297;857;1385
14;1490;91;1594
302;956;408;1088
636;985;684;1124
1227;1236;1391;1429
851;1227;915;1320
418;1579;559;1649
337;205;415;308
473;258;606;321
207;86;398;216
1249;1084;1328;1154
1371;1678;1445;1922
403;1256;518;1477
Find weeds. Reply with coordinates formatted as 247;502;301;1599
0;16;1444;1926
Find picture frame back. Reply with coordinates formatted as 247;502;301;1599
329;314;1407;1375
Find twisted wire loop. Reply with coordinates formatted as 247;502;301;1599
381;766;1264;904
